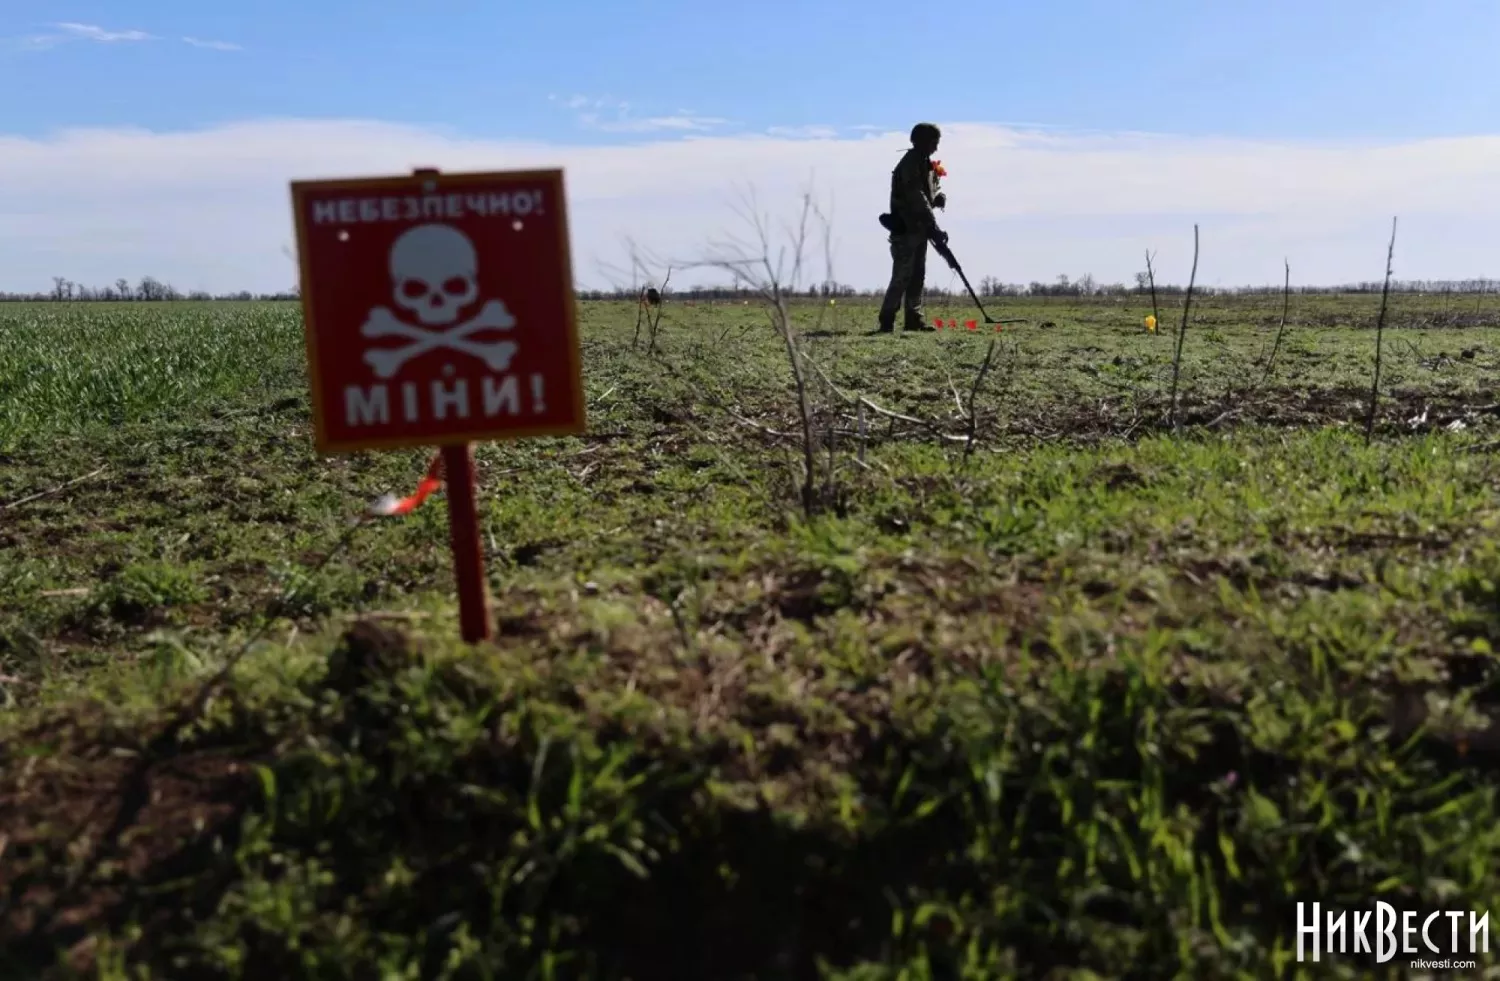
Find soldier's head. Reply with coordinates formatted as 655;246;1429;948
910;122;941;155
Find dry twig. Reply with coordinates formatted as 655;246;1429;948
691;186;830;515
797;351;971;442
1167;225;1200;431
1;466;108;511
643;267;673;354
1364;217;1399;443
1144;249;1161;335
1258;259;1292;387
960;340;1000;468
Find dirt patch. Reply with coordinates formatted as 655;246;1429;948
988;386;1500;445
1094;462;1149;490
0;713;261;974
1176;556;1368;593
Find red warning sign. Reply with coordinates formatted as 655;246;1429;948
291;168;585;453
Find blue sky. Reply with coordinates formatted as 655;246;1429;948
2;1;1499;293
6;0;1497;143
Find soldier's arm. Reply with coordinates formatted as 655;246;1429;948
896;155;938;234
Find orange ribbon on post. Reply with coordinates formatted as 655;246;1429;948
371;452;445;517
368;448;489;643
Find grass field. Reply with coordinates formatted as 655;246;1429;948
3;290;1500;979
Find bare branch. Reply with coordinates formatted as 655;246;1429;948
688;183;822;514
1364;217;1399;443
1258;258;1292;388
597;234;668;296
1;466;108;511
645;266;673;354
797;350;972;442
961;340;1000;468
1144;249;1160;336
1167;225;1200;432
856;401;867;465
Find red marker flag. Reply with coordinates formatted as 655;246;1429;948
372;452;444;516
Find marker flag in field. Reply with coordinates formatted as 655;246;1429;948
947;319;957;329
933;317;943;328
965;319;977;330
371;452;444;517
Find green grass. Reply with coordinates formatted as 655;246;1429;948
3;293;1500;979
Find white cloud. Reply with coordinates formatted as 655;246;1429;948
8;22;155;49
553;94;622;112
51;22;155;42
181;36;242;51
549;93;727;135
588;115;728;134
766;125;841;140
9;24;239;53
2;117;1499;295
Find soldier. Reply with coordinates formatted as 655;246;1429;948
877;122;948;333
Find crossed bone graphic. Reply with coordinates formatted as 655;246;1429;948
360;299;518;379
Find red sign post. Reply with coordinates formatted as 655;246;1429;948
290;167;585;642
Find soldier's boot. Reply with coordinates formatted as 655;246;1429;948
903;314;936;332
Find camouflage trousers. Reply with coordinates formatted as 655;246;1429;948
878;232;928;328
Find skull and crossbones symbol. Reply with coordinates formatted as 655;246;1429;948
360;223;518;379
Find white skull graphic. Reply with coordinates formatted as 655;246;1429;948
389;224;480;326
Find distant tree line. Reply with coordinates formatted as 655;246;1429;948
3;273;1496;304
582;274;1500;300
0;276;300;303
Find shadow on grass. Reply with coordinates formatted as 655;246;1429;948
6;615;1498;979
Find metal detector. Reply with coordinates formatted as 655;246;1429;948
933;236;1028;325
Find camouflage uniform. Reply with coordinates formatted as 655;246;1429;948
878;148;941;330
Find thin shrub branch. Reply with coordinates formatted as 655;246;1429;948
691;185;824;515
1145;249;1161;334
1258;258;1292;387
960;339;1000;469
1167;225;1200;431
1364;217;1399;443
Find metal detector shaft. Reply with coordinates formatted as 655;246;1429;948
932;237;1026;325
